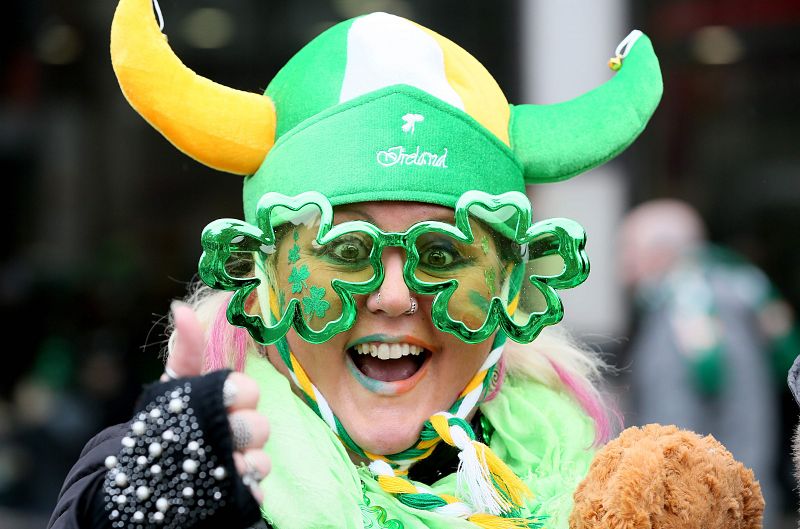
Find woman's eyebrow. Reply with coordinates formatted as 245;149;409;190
334;206;456;226
335;207;376;223
422;211;457;222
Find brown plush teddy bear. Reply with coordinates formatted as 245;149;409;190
570;424;764;529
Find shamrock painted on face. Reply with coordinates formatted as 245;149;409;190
287;237;301;264
288;263;310;294
303;286;331;321
198;191;589;345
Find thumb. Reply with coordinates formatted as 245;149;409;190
165;300;205;378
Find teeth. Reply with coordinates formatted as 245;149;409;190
354;343;424;360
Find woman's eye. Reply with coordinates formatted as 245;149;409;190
326;237;371;263
335;243;365;260
420;246;459;269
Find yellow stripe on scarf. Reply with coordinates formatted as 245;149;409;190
429;414;454;445
459;369;488;398
377;475;418;495
506;291;520;316
468;513;535;529
475;443;532;507
289;354;316;400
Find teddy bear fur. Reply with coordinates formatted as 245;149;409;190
570;424;763;529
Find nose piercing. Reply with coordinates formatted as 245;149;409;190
375;292;418;315
375;292;419;316
405;297;418;315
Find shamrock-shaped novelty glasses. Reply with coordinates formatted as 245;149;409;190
199;191;589;345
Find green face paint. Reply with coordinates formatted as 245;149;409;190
484;267;497;297
288;264;310;293
481;235;490;256
278;289;286;314
467;290;492;325
288;246;301;264
199;190;590;345
303;285;331;322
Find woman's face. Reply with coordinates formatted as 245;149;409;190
263;202;502;456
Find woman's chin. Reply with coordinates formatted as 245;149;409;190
353;428;422;456
342;408;428;456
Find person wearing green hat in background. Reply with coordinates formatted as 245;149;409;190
48;0;669;528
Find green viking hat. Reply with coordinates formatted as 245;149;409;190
111;1;663;223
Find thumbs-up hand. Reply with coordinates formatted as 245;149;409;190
165;301;271;503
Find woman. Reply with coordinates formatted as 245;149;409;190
49;1;662;528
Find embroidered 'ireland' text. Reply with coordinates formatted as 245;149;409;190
376;146;448;168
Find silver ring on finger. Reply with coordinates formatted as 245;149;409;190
163;366;179;381
241;453;263;487
222;377;238;407
230;415;252;451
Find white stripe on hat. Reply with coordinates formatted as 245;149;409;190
339;12;464;110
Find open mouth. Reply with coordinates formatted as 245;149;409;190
345;338;433;395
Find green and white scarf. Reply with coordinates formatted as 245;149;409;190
246;354;595;529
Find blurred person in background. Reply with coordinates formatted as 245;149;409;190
620;198;799;526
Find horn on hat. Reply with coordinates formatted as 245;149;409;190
510;31;663;183
111;0;276;175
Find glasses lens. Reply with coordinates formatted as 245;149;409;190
516;233;565;317
412;204;524;332
261;205;376;332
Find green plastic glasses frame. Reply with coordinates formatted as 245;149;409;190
198;190;589;345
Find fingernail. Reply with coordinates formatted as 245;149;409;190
223;377;238;407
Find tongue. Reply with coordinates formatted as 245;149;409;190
354;355;420;382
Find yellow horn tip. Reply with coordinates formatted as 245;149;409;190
111;0;276;175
